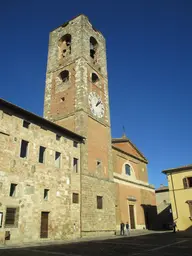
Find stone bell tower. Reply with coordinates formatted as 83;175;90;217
44;14;116;236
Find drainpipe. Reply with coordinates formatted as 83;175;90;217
170;173;178;220
79;143;82;238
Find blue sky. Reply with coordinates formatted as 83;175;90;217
1;1;192;188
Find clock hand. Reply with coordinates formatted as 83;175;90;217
96;100;101;107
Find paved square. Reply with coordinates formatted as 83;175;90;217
0;232;191;256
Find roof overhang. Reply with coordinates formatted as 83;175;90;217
155;187;169;193
162;165;192;174
0;98;85;143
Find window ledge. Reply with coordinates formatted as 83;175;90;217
20;157;28;161
4;225;18;228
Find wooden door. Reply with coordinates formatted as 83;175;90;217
129;205;136;229
40;212;49;238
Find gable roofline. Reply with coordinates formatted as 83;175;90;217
162;164;192;174
0;98;85;142
112;145;148;164
112;135;148;163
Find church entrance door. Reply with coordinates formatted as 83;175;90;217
129;205;136;229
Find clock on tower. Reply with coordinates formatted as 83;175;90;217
88;92;104;118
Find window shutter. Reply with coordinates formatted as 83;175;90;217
189;203;192;218
5;207;19;227
183;178;188;189
5;208;16;225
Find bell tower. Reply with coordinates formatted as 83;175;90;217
44;15;116;235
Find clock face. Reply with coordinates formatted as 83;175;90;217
88;92;104;118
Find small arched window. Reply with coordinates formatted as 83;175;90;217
60;70;69;82
125;164;131;176
59;34;71;58
92;73;99;83
90;36;98;59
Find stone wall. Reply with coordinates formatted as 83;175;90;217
0;109;81;244
81;175;116;235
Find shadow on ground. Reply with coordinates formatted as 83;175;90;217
13;230;192;256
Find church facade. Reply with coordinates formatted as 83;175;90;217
0;15;155;245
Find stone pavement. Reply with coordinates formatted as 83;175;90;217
0;229;167;249
1;230;192;255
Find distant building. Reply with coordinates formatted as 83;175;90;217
162;165;192;232
155;185;173;229
0;14;156;245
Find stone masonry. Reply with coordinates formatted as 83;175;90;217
0;100;83;244
44;14;116;236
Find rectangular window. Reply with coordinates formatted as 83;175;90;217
55;151;61;168
39;146;46;163
0;212;3;228
183;177;192;189
56;134;61;141
23;120;30;128
72;193;79;204
44;189;49;200
73;141;78;148
5;208;19;227
97;196;103;209
189;203;192;218
186;201;192;219
20;140;28;158
188;177;192;187
73;158;78;173
9;183;17;197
